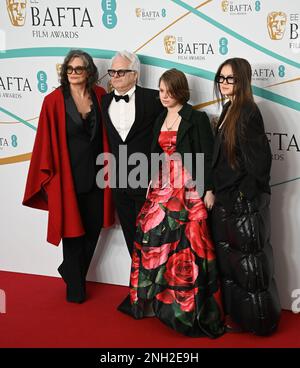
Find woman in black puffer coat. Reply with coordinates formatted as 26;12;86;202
211;57;281;336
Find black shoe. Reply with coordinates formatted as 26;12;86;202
66;296;85;304
66;285;86;304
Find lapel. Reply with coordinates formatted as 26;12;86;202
151;109;167;152
64;91;83;128
89;90;100;142
212;101;230;167
212;132;222;167
125;85;144;142
102;91;124;143
176;103;193;147
151;103;193;153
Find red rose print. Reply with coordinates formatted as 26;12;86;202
130;268;139;288
132;250;140;269
165;196;185;212
141;241;179;270
139;202;165;233
156;288;198;313
156;289;175;304
133;241;142;250
175;288;198;312
150;186;174;203
164;248;198;287
187;198;207;221
185;221;215;261
130;288;138;304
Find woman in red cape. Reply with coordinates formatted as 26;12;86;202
23;50;114;303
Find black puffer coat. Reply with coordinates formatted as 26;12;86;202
211;193;281;335
211;102;281;335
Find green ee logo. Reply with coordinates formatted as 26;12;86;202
278;65;285;77
255;1;261;12
11;135;18;148
37;71;48;93
102;0;117;29
219;38;228;55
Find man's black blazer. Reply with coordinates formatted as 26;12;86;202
101;85;163;192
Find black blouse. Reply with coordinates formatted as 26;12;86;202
64;88;102;194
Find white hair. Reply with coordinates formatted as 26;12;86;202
111;50;141;78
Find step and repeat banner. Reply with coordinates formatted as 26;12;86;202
0;0;299;310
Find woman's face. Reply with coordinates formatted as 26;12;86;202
218;64;235;98
66;57;88;87
159;80;179;108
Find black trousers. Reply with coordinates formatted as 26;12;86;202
58;187;103;301
112;189;146;256
211;192;281;335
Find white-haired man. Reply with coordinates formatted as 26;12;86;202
101;50;163;255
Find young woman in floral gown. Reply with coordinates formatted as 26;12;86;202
118;68;224;338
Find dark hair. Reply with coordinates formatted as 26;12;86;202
214;57;255;168
159;68;190;104
60;49;99;93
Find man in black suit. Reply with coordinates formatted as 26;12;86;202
101;50;163;255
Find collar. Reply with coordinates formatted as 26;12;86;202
114;85;136;99
178;103;193;121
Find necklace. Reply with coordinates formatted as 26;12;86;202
165;114;179;131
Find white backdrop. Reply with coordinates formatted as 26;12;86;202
0;0;299;310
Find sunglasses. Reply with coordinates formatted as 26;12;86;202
66;66;87;75
216;75;237;85
107;69;135;77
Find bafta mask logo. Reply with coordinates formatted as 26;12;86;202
164;35;176;54
56;63;62;81
6;0;27;27
135;8;142;18
267;11;287;40
221;1;229;12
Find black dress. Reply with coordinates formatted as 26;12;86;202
211;101;281;335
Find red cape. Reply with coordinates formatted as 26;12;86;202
23;86;114;245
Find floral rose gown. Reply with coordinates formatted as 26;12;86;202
118;131;224;337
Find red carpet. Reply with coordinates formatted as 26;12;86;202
0;270;299;348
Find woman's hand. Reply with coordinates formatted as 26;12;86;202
204;190;215;210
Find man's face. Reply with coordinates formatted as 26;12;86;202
110;56;137;94
7;0;27;26
164;36;176;54
268;12;287;40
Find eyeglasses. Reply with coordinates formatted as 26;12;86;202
107;69;135;77
216;75;237;84
66;66;87;75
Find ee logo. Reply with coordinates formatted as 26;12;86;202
102;0;117;29
37;71;48;93
11;135;18;148
219;38;228;55
278;65;285;78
